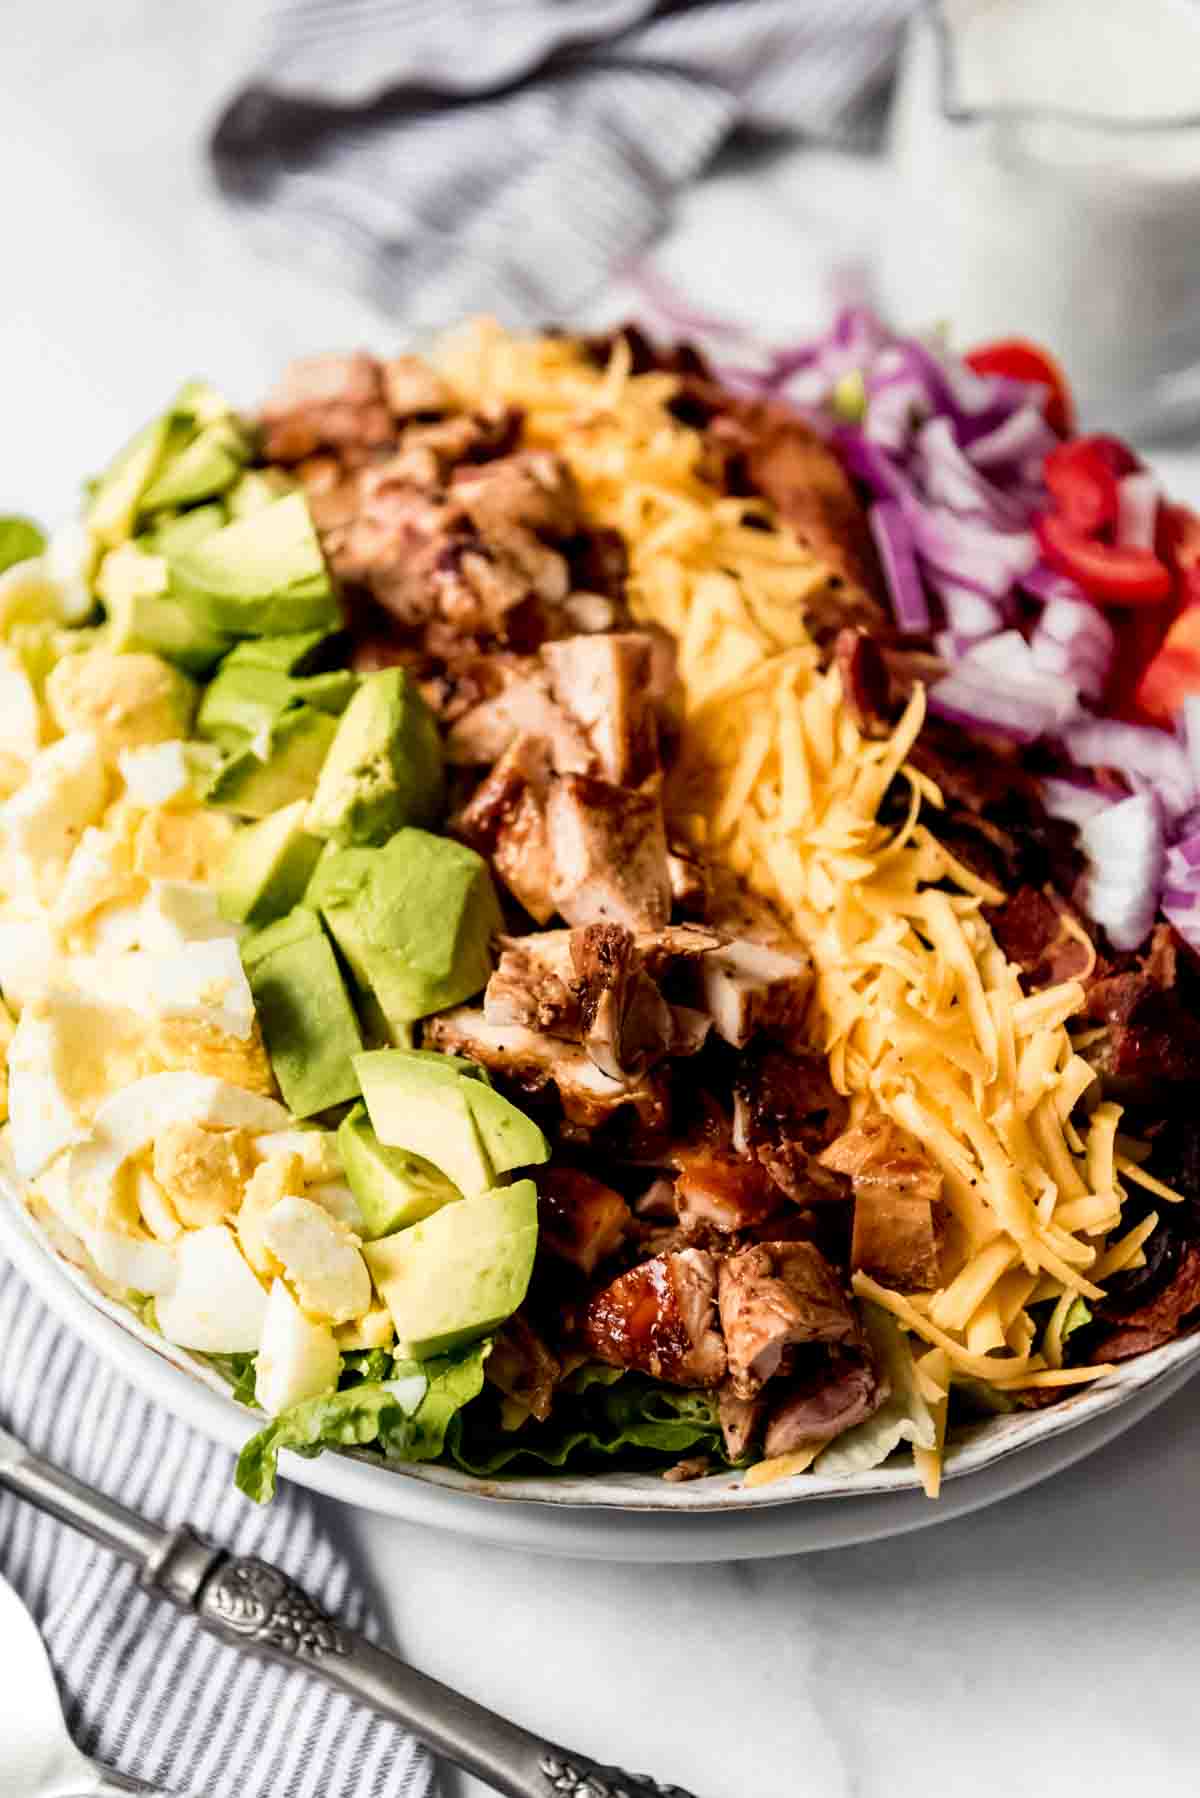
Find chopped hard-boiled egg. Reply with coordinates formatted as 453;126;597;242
0;916;58;1011
133;804;234;883
152;1121;254;1228
134;1165;182;1242
52;828;140;938
252;1128;343;1183
0;732;107;900
156;1225;268;1352
45;648;194;760
0;645;42;761
7;991;147;1178
236;1152;302;1278
260;1194;372;1326
335;1305;396;1351
138;879;241;953
255;1278;341;1415
118;739;191;808
306;1180;364;1232
144;937;255;1040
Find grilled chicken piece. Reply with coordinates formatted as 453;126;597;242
541;633;659;786
718;1385;767;1461
445;668;594;772
453;735;558;923
424;1006;664;1129
667;846;709;919
538;1166;632;1276
382;354;453;420
718;1240;859;1399
698;939;812;1050
581;1248;727;1387
673;1147;782;1236
326;476;455;627
547;774;671;931
485;1314;561;1423
763;1358;887;1456
485;930;584;1037
259;351;394;462
732;1050;850;1201
819;1113;944;1290
451;450;581;540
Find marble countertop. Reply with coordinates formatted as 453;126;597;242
4;5;1200;1795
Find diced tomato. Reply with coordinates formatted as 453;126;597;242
1107;601;1177;720
964;338;1075;437
1135;606;1200;724
1043;439;1120;535
1036;513;1172;605
1158;504;1200;609
1087;435;1141;479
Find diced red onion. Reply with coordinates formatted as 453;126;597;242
915;418;1030;527
967;404;1059;470
964;631;1080;724
1020;563;1090;606
1040;776;1113;828
870;500;929;633
900;493;1038;597
1030;595;1114;701
1078;791;1165;951
1061;718;1197;819
928;668;1065;742
832;425;907;500
865;372;928;453
1169;828;1200;869
1181;694;1200;789
1116;472;1161;550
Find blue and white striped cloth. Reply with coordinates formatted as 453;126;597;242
0;1261;437;1798
211;0;914;328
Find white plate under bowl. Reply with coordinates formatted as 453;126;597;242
3;1179;1197;1560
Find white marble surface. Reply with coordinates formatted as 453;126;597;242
4;5;1200;1795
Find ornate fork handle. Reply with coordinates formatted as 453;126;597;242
144;1537;700;1798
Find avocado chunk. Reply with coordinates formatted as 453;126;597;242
363;1180;538;1359
338;1102;460;1238
142;503;227;556
139;417;249;513
205;706;336;819
355;1048;494;1197
97;542;231;675
314;830;501;1029
219;799;325;927
197;665;357;748
226;468;294;520
88;415;171;551
222;629;342;676
306;668;444;847
461;1082;549;1175
241;903;325;969
242;906;363;1118
167;493;341;637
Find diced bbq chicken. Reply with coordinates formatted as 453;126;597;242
451;450;580;540
718;1240;859;1399
673;1147;782;1236
538;1166;632;1276
718;1385;766;1460
763;1358;886;1456
324;477;454;626
819;1113;944;1290
581;1248;727;1387
732;1050;850;1201
485;1314;561;1424
547;774;671;931
445;668;593;773
424;1007;665;1129
453;735;557;923
260;352;394;462
382;354;453;420
541;633;659;786
667;846;709;919
485;930;584;1037
698;938;812;1050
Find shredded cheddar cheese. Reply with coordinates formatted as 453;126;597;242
437;322;1152;1481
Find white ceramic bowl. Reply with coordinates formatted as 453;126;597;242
5;1172;1199;1558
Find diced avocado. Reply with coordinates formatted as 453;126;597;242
226;467;294;520
0;517;47;575
140;417;249;513
142;503;227;556
241;902;326;969
205;706;337;819
462;1082;549;1175
363;1180;538;1359
316;830;500;1029
223;629;342;676
219;799;325;927
306;668;444;847
98;542;230;675
197;664;358;746
355;1048;494;1197
338;1102;460;1238
167;492;341;637
242;908;363;1118
88;415;171;550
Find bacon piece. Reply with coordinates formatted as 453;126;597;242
581;1248;727;1387
538;1167;632;1277
718;1240;859;1399
986;885;1093;995
833;627;891;737
1095;1243;1200;1361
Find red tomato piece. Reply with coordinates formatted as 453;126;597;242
1086;434;1141;478
1158;503;1200;609
1043;439;1120;535
964;338;1075;437
1036;513;1172;605
1135;606;1200;724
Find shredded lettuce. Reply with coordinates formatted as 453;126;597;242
236;1373;428;1503
0;516;45;575
207;1350;257;1407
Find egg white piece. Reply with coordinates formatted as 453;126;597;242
252;1128;343;1182
0;646;41;761
138;880;242;953
0;916;60;1011
118;739;191;808
260;1194;371;1326
143;937;255;1040
255;1278;341;1415
157;1225;268;1351
0;731;107;897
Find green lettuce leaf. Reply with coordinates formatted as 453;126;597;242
395;1342;493;1463
446;1369;724;1476
207;1350;257;1406
236;1375;427;1503
0;516;46;575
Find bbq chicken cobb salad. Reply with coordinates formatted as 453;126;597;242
4;314;1200;1505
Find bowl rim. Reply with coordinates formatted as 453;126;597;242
6;1175;1200;1518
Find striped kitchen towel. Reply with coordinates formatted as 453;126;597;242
211;0;914;328
0;1261;437;1797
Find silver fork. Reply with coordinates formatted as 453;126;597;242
0;1572;186;1798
